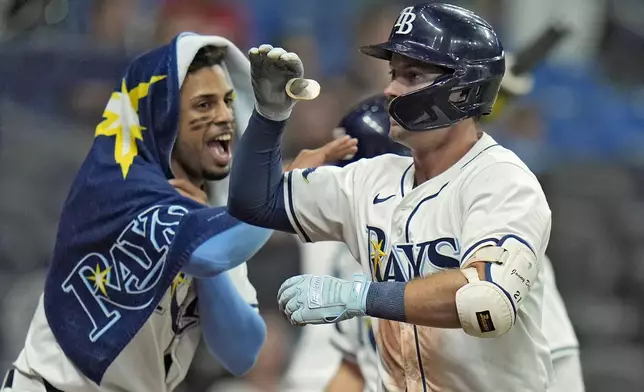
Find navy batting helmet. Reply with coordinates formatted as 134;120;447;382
361;3;505;131
335;94;410;167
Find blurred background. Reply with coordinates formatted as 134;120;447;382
1;0;643;391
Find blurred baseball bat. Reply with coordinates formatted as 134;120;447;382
497;22;571;100
484;23;571;120
511;22;571;76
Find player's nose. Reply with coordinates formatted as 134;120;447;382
213;101;234;124
384;80;403;99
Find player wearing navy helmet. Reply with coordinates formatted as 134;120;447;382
286;94;582;392
230;3;556;391
334;95;410;167
361;4;505;133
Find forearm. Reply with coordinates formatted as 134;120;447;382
197;274;266;375
403;269;467;327
366;264;485;328
184;221;272;277
228;110;294;232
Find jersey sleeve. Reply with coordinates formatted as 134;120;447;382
226;262;259;309
284;161;362;243
459;162;552;264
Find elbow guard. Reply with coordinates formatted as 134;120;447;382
455;238;537;338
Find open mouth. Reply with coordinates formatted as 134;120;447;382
207;133;232;166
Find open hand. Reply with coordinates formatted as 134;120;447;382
285;136;358;172
249;44;308;121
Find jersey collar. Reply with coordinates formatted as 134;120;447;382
400;132;500;197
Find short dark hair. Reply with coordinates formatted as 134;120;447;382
188;45;227;74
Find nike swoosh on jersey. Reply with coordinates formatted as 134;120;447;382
373;193;395;204
301;167;317;183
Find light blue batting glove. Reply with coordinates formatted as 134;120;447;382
277;274;370;326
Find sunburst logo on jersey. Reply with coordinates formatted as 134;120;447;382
95;75;167;179
87;264;112;297
370;239;387;274
171;272;187;297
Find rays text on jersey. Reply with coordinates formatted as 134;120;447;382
367;225;461;282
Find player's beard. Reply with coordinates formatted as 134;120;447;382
203;168;230;182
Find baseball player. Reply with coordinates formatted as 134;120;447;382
1;35;269;392
1;31;358;392
286;95;583;392
229;3;559;391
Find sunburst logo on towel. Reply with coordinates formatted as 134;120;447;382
95;75;167;179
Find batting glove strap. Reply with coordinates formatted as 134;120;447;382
343;274;370;318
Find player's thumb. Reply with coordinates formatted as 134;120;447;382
288;78;309;95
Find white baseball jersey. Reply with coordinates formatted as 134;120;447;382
285;238;581;392
284;133;554;392
8;262;257;392
329;255;582;392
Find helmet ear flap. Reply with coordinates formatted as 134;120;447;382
449;87;472;104
469;77;504;116
449;84;485;106
389;75;469;132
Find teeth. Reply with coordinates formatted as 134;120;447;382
214;134;232;142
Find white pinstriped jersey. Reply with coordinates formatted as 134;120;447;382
283;237;578;392
284;133;554;392
328;254;579;392
10;262;257;392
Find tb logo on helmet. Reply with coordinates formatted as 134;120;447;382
394;6;416;35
